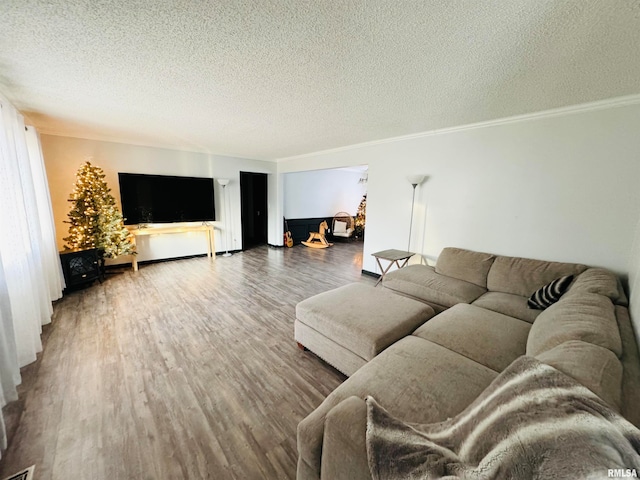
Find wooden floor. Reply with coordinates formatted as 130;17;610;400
0;242;374;480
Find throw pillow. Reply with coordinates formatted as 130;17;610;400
527;275;574;310
334;220;347;234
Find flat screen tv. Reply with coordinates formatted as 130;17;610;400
118;173;215;225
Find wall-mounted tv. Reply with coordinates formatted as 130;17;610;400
118;173;215;225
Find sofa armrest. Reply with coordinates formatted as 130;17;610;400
616;305;640;427
321;396;371;480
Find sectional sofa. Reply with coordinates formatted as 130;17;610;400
296;247;640;480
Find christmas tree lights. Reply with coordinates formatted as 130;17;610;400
63;162;136;258
355;194;366;237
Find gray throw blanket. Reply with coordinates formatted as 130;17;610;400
366;356;640;479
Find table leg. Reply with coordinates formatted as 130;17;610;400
208;227;216;260
374;256;413;286
132;237;139;272
375;258;396;286
374;258;384;286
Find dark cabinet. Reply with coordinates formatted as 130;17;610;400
59;248;102;290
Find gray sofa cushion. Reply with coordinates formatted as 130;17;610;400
434;247;496;288
294;320;369;377
526;293;622;358
412;304;531;372
536;340;623;411
296;336;498;475
566;268;621;302
487;254;587;297
382;265;486;309
471;291;541;323
295;283;434;362
294;283;434;375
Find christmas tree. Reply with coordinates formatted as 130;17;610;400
355;194;366;237
64;162;136;258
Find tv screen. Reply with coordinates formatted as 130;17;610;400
118;173;215;225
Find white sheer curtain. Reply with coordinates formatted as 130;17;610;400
0;94;65;458
25;127;65;299
0;251;20;458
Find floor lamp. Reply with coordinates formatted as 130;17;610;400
217;178;232;257
406;175;425;252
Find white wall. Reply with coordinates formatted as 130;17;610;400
40;100;640;340
283;168;367;219
279;100;640;331
41;135;277;264
628;218;640;343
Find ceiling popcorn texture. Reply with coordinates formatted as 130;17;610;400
1;1;639;160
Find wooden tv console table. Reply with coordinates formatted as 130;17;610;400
129;225;216;272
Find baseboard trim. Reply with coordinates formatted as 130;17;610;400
361;269;380;279
105;253;216;270
105;249;253;269
216;249;242;256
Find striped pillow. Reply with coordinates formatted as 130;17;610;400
527;275;574;310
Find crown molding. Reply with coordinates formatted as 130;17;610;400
277;93;640;163
35;128;270;162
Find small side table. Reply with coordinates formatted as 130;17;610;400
372;249;415;286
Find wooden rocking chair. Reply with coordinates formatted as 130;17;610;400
301;220;333;248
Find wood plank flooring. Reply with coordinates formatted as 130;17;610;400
0;242;374;480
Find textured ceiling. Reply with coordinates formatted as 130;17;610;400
1;1;640;160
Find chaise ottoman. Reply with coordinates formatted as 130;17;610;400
294;282;435;376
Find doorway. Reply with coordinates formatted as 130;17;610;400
240;172;268;250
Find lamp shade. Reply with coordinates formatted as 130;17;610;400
217;178;230;186
406;174;425;186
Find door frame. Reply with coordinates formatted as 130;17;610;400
240;171;268;250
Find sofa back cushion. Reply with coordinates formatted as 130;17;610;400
526;293;622;358
435;247;496;288
412;304;530;372
566;268;621;302
487;254;587;297
472;292;542;323
535;340;623;411
383;265;486;309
